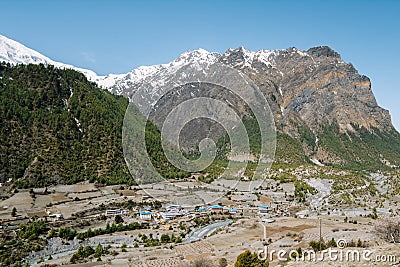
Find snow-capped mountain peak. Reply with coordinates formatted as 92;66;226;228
0;34;224;91
0;34;53;65
0;34;100;83
0;34;232;92
0;35;283;95
220;46;279;69
101;48;221;94
174;48;220;64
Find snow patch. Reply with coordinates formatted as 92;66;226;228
231;47;277;69
310;158;324;166
74;118;83;132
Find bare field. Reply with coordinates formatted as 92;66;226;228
53;183;97;193
2;172;399;267
0;183;130;220
0;191;33;218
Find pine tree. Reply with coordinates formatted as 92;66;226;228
11;207;17;217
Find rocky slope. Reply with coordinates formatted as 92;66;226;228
218;46;398;166
220;46;392;133
105;45;392;134
103;45;399;169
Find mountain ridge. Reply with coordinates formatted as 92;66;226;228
0;34;101;83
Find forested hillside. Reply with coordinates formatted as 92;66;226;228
0;63;132;187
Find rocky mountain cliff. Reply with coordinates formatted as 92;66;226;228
104;46;399;169
219;46;399;167
105;45;392;134
220;46;392;133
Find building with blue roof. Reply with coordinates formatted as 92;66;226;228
139;210;152;220
209;205;223;213
258;205;269;214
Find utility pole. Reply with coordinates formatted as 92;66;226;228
259;221;267;245
319;218;322;251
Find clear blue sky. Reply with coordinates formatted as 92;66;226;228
1;0;399;130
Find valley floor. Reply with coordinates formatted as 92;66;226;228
0;166;399;266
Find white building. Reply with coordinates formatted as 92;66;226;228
105;209;129;216
139;211;152;220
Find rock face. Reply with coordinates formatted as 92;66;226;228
108;45;393;134
219;46;392;134
107;46;400;169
